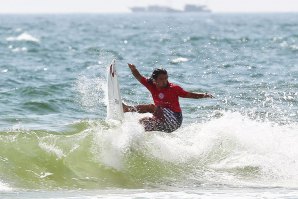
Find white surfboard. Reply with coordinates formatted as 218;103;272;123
106;59;124;121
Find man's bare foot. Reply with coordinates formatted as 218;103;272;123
122;102;136;112
122;102;129;112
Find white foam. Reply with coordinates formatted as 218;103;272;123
39;142;66;159
177;112;298;186
11;47;27;52
0;181;12;191
279;41;298;51
91;110;298;187
171;57;189;64
6;32;39;43
290;44;298;50
92;113;145;170
39;172;53;179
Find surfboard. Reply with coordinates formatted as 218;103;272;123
106;59;124;121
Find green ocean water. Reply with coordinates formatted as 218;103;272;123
0;13;298;198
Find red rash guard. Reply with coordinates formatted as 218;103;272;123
140;77;189;113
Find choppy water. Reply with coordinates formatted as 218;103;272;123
0;13;298;198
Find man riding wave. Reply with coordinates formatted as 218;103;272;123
123;63;213;133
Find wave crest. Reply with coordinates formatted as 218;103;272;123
6;32;39;43
0;112;298;189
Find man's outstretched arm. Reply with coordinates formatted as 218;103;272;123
185;92;213;99
128;63;143;82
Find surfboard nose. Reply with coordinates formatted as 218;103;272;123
110;64;115;77
107;60;124;121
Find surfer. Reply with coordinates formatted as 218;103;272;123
123;63;213;133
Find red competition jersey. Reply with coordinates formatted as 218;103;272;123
140;77;189;113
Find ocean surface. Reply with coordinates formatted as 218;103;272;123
0;13;298;198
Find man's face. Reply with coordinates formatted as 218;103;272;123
154;74;168;88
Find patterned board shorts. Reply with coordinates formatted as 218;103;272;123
142;107;183;133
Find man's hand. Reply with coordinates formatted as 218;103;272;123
204;93;214;98
127;63;142;82
128;63;136;71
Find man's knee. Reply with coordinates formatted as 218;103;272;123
149;104;156;111
140;117;158;131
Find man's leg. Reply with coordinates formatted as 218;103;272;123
123;103;162;132
123;103;156;113
139;116;159;131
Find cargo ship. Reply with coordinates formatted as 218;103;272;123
130;4;211;13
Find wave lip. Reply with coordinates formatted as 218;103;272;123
6;32;39;43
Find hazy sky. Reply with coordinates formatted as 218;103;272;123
1;0;298;13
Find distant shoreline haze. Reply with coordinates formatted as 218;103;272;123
0;0;298;14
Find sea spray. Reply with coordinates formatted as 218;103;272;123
75;75;107;111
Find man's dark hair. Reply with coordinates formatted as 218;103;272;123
148;68;168;84
151;68;167;80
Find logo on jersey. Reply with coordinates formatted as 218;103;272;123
158;93;165;99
